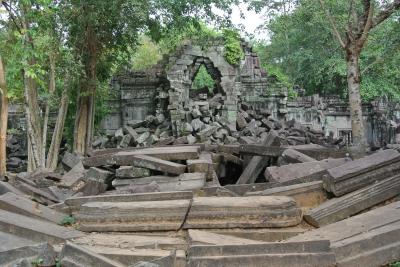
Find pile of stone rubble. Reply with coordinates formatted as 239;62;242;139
1;136;400;266
93;103;345;150
5;132;28;173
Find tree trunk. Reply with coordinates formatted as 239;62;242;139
46;89;69;170
73;26;97;155
23;69;44;171
346;50;367;148
21;4;44;171
41;55;56;165
0;56;8;179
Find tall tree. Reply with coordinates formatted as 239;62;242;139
318;0;400;148
0;55;7;179
2;0;75;171
62;0;243;155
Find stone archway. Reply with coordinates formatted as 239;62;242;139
189;56;223;96
166;41;240;135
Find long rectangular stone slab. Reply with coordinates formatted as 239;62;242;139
187;240;336;267
189;239;331;257
72;233;187;250
131;155;187;175
183;196;302;229
83;146;200;167
208;227;309;242
188;229;265;245
0;192;65;223
236;131;279;184
15;181;59;205
76;199;191;232
282;148;316;163
265;158;349;185
113;173;206;192
0;231;36;252
245;181;327;209
0;236;56;267
289;201;400;243
0;210;84;244
0;181;25;195
333;222;400;267
224;182;277;196
60;241;125;267
81;245;173;266
305;175;400;227
65;191;193;213
323;149;400;196
289;202;400;267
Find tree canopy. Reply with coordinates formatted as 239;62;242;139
255;0;400;100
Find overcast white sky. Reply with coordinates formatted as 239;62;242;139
229;4;268;39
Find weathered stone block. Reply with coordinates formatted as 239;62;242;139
184;196;302;229
113;173;206;192
245;181;327;209
0;210;84;244
187;240;335;267
0;192;65;223
304;174;400;227
65;191;193;213
265;158;348;185
60;241;125;267
289;201;400;267
323;149;400;196
76;199;191;232
116;166;151;178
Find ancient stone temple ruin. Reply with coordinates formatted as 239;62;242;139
102;38;268;134
101;38;400;146
4;37;400;267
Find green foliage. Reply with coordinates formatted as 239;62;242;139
222;29;244;65
31;257;44;267
257;0;400;100
390;262;400;267
130;36;162;71
60;215;76;226
192;65;215;93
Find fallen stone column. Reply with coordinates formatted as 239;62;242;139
76;199;191;232
323;149;400;196
304;174;400;227
187;240;336;267
183;196;302;229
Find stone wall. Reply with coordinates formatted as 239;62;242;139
101;38;400;146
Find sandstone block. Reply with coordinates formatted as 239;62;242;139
184;196;302;229
76;199;191;232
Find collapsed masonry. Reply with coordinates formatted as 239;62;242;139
1;136;400;266
2;37;400;266
99;37;400;149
